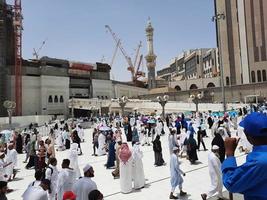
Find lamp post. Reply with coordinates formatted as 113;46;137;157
212;13;226;113
189;93;203;112
3;100;16;129
118;96;128;116
98;99;102;117
156;95;169;118
210;91;215;103
69;97;75;124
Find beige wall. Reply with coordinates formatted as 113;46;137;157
140;82;267;104
244;0;267;82
170;77;221;91
22;76;41;115
217;0;267;85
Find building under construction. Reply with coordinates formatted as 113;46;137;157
0;0;15;117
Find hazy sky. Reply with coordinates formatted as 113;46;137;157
8;0;216;81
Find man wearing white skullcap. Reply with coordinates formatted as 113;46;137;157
201;145;224;200
169;146;187;199
72;164;97;200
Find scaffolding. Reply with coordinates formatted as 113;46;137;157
0;1;15;117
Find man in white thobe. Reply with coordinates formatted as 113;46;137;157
68;143;81;179
156;119;163;136
0;152;12;181
119;143;133;194
22;179;50;200
170;147;186;199
57;159;76;200
6;144;17;181
72;164;97;200
24;170;43;190
97;132;106;156
132;143;145;189
45;157;59;200
168;129;178;155
77;125;85;142
201;145;224;200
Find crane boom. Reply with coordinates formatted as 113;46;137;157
133;41;142;69
134;54;145;80
110;39;120;68
105;25;135;80
33;38;47;59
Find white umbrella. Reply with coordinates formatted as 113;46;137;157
99;126;111;131
0;130;11;135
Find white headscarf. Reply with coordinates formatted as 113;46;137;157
132;143;143;160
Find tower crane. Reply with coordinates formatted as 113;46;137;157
105;25;135;81
33;38;47;60
134;54;145;81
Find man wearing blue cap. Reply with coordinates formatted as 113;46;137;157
222;112;267;200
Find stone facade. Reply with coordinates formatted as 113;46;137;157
215;0;267;85
8;75;69;116
157;48;218;82
139;82;267;104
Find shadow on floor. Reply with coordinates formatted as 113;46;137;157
208;191;244;200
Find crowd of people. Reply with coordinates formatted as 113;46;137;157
0;103;266;200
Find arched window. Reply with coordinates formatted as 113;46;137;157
207;82;215;88
226;77;230;86
189;84;198;90
257;70;262;82
251;71;256;83
48;95;53;103
60;95;64;103
175;85;181;91
263;70;266;81
54;95;58;103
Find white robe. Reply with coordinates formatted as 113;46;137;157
6;149;17;179
78;128;85;142
45;165;59;200
120;157;133;193
207;151;223;198
56;132;64;150
168;134;178;155
132;145;145;189
0;159;7;181
57;168;76;200
170;153;184;190
97;133;106;156
72;177;97;200
237;127;252;152
22;186;48;200
156;122;163;136
27;180;41;188
69;144;81;179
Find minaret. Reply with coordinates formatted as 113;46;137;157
145;18;157;89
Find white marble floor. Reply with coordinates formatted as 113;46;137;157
6;127;245;200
